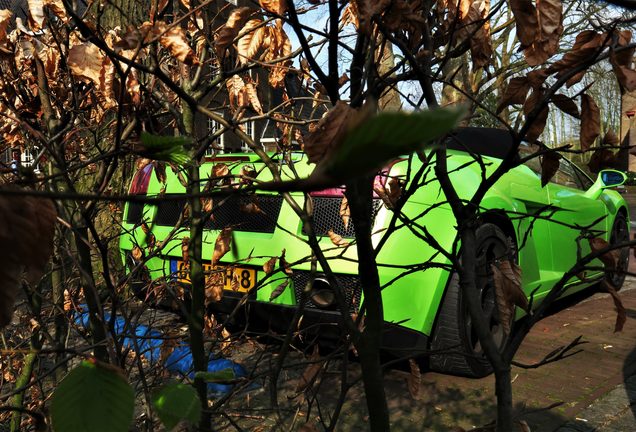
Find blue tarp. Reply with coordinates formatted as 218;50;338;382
74;309;249;396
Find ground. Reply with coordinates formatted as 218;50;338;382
200;276;636;431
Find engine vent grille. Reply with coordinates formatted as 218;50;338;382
125;202;144;225
309;197;382;238
154;194;283;233
291;271;361;313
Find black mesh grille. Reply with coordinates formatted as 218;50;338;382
125;202;144;225
154;194;283;233
310;198;382;238
291;272;361;313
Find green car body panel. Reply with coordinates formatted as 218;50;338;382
120;138;629;343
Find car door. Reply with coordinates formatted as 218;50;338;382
546;159;608;278
507;154;557;296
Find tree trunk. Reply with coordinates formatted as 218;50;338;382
99;0;148;29
347;176;391;432
183;100;212;432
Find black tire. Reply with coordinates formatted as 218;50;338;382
429;224;515;378
606;212;630;291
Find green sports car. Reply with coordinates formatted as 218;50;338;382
120;127;630;377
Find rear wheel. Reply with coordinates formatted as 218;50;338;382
429;224;515;377
607;212;630;290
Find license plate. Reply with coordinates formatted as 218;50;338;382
174;260;257;292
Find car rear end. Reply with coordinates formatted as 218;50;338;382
119;153;458;352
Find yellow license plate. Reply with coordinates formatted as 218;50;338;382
175;261;257;292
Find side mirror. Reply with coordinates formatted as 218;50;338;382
585;169;627;199
600;170;627;188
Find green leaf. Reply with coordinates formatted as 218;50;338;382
152;383;202;431
137;132;191;165
51;360;134;432
319;107;465;182
194;368;236;383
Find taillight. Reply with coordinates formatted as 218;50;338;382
129;164;153;195
309;187;345;198
309;159;404;198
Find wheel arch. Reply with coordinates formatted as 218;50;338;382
616;205;628;220
478;210;516;248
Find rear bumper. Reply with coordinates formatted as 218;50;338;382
124;259;430;358
210;292;430;358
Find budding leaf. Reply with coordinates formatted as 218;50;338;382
152;383;202;431
51;360;134;432
135;132;191;165
315;107;464;183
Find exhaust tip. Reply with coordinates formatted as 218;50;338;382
309;277;336;308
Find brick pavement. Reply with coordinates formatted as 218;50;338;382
375;278;636;431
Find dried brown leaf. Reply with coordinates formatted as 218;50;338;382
328;230;350;247
303;101;374;165
279;248;292;275
602;281;626;332
216;7;254;58
509;0;538;47
244;77;263;115
387;177;403;206
541;151;561;186
353;0;392;34
463;0;493;69
132;246;144;262
610;31;636;91
496;77;530;114
241;202;263;214
27;197;56;273
304;101;354;163
147;233;156;252
205;271;224;304
213;228;233;265
551;94;579;119
296;345;323;393
491;260;526;335
181;237;190;264
580;94;600;152
230;272;241;292
42;0;66;20
240;165;257;184
68;43;106;85
526;69;549;88
518;420;531;432
341;2;359;28
227;75;246;111
523;90;549;142
202;198;214;213
548;31;606;86
154;162;167;183
259;0;287;16
587;148;615;174
0;10;12;45
269;280;289;301
212;163;231;184
264;26;292;88
237;20;265;65
511;0;563;66
263;257;277;274
339;197;350;230
156;22;199;65
407;358;421;400
603;129;620;146
589;237;619;270
27;0;45;31
611;64;636;92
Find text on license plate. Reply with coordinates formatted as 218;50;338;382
174;261;257;292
